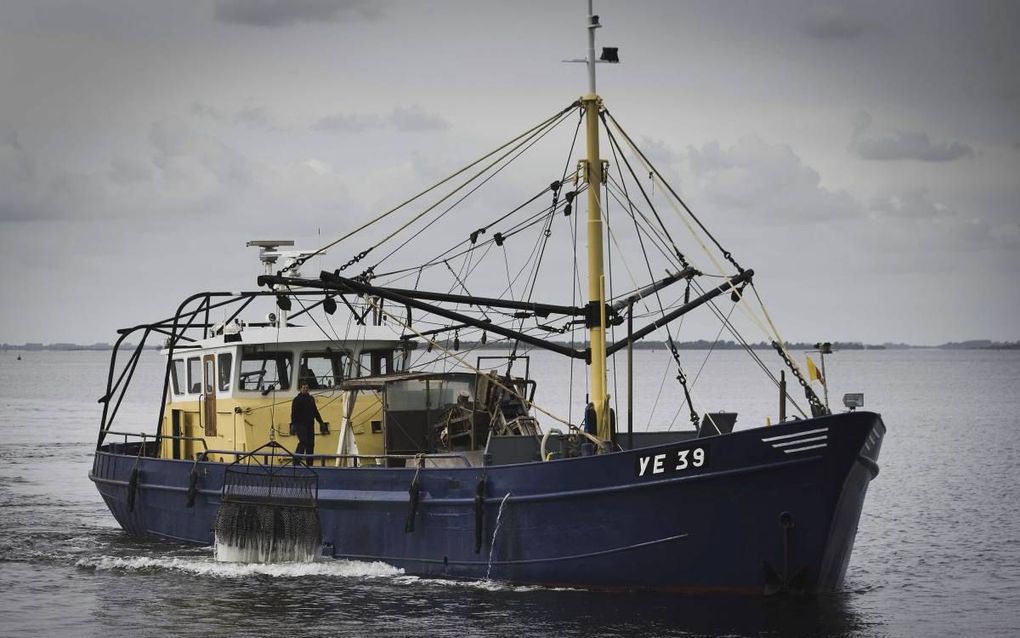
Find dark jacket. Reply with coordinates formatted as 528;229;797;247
291;393;324;429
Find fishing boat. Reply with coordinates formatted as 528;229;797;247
90;3;883;594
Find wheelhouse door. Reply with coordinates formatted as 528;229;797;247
202;354;217;436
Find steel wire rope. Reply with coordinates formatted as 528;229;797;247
568;178;582;425
366;108;580;275
602;111;809;415
601;184;684;309
514;111;583;328
601;115;694;273
267;289;394;435
603;142;681;432
347;111;577;279
604;127;699;430
513;107;584;310
286;101;580;274
501;112;584;368
686;279;808;418
603;176;621;432
372;183;583;282
604;179;685;270
602;112;784;355
362;297;574;428
603;109;743;273
664;300;737;431
288;288;388;401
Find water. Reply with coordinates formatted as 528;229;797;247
486;491;513;580
2;348;1019;637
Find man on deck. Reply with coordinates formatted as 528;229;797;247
291;383;326;461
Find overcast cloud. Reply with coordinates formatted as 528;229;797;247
0;0;1018;346
214;0;383;28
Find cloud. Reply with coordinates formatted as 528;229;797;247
149;118;252;185
638;136;681;167
389;105;450;132
0;128;35;183
850;110;973;162
191;102;283;131
301;158;333;175
191;101;223;121
798;4;867;40
313;112;383;132
865;188;1010;256
0;129;94;223
108;157;153;185
234;105;278;130
214;0;382;28
686;135;860;222
312;105;450;133
869;189;948;219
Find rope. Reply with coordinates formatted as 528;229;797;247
286;101;579;274
365;108;578;274
603;109;744;274
366;297;574;428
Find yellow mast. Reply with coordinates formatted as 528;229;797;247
583;1;610;442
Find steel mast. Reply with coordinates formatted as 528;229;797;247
582;0;610;442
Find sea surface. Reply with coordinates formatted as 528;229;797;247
1;348;1018;637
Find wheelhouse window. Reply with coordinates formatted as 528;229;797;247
298;350;350;389
356;347;408;377
171;359;185;396
218;352;233;392
187;357;202;394
239;347;292;392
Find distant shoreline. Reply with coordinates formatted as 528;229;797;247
3;339;1018;352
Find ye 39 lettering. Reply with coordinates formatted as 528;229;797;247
636;446;707;477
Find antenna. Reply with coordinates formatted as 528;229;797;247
562;0;620;92
246;240;320;277
246;240;295;273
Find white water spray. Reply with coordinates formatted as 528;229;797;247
485;491;512;580
213;502;322;563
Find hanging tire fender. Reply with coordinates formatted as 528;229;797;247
127;467;140;512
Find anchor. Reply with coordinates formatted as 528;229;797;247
762;511;809;595
213;441;322;563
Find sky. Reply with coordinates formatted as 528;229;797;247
1;0;1018;346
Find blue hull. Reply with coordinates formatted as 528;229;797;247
90;411;883;593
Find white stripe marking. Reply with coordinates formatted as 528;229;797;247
783;443;828;454
761;427;828;443
772;435;827;448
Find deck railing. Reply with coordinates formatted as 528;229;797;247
97;431;472;467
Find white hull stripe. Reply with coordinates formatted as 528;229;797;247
772;435;827;448
783;443;828;454
761;427;828;443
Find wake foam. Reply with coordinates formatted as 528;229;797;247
75;555;403;579
73;555;570;592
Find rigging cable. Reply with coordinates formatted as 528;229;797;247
603;109;744;274
605;126;699;429
286;101;580;275
366;107;579;275
363;296;574;428
603;109;814;418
